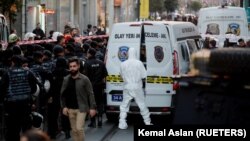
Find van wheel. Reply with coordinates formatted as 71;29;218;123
209;48;250;76
106;113;119;123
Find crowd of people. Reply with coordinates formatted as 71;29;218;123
11;22;106;42
203;31;250;49
0;23;108;141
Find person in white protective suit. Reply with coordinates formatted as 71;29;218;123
118;47;152;129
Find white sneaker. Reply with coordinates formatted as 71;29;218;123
118;122;128;129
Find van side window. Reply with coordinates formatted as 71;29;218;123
187;40;198;55
179;43;189;61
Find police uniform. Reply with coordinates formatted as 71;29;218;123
84;48;108;127
0;65;38;141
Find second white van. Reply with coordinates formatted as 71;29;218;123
198;6;249;47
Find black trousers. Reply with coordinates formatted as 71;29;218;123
93;85;105;115
47;103;60;139
60;113;71;132
4;101;32;141
90;85;105;124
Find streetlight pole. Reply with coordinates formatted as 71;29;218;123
137;0;140;21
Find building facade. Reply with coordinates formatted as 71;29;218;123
13;0;138;39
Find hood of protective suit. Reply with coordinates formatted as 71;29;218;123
24;32;36;41
127;47;137;60
120;47;146;90
52;32;63;41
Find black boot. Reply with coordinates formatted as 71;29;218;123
65;130;71;139
97;113;103;127
98;121;102;127
88;116;96;128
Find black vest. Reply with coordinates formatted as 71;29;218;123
7;68;31;101
30;64;44;84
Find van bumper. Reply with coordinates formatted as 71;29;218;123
105;106;173;115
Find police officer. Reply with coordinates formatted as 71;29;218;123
30;51;52;117
42;50;53;72
84;48;108;127
0;55;38;141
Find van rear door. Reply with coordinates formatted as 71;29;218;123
144;23;174;108
106;23;142;108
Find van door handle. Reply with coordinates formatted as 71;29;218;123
109;90;123;95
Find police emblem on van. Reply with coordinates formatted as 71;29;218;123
154;46;164;63
206;23;220;35
227;23;240;36
118;46;129;62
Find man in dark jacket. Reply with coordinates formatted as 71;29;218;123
61;57;96;141
0;55;38;141
33;23;45;40
83;48;108;127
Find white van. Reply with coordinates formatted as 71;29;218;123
105;21;201;120
162;21;202;74
198;6;249;46
198;6;248;36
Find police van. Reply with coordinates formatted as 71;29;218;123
105;21;201;120
162;21;202;74
197;6;249;46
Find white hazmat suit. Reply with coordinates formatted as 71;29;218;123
118;47;151;129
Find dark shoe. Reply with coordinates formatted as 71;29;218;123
49;136;56;140
88;117;96;128
98;121;102;127
88;122;96;128
97;114;102;127
65;131;71;139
